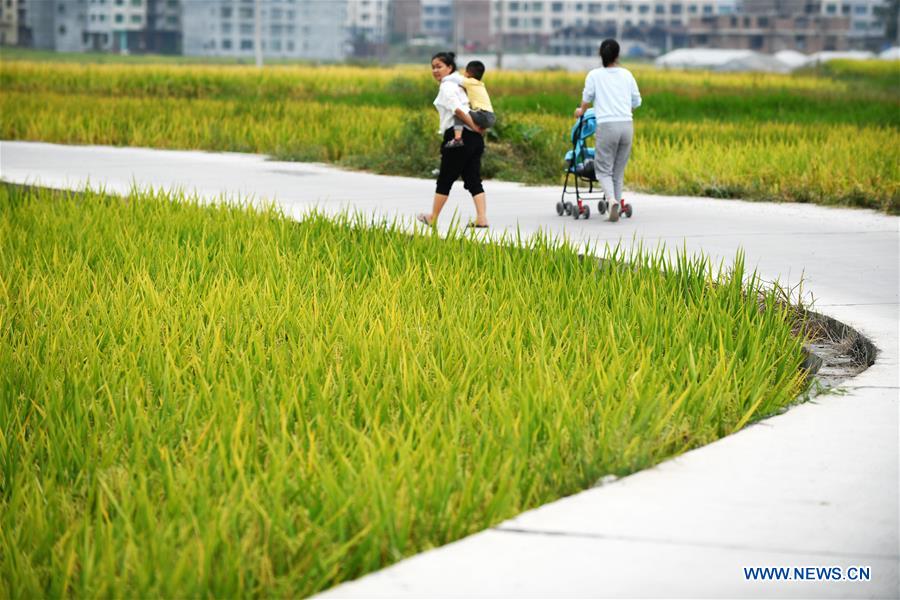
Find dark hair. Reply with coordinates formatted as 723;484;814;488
465;60;486;80
431;51;457;72
599;39;620;67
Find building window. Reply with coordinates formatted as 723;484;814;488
115;13;123;22
130;14;141;23
532;1;543;10
241;39;253;50
688;4;697;13
825;4;837;14
655;4;665;14
58;24;66;34
639;5;650;14
841;3;851;14
221;7;232;17
853;4;867;14
130;0;140;6
222;39;232;49
552;17;562;27
552;2;563;11
239;7;252;18
703;4;712;14
532;17;542;26
759;16;769;26
671;4;682;14
240;23;253;34
57;2;65;13
221;23;232;33
508;17;518;27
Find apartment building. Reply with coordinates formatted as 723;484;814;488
0;0;17;45
494;0;737;52
182;0;349;60
347;0;390;43
420;0;453;40
688;12;852;51
735;0;884;50
18;0;179;53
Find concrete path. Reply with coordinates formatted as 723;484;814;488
2;141;898;598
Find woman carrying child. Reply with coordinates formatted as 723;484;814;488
417;51;489;228
574;39;642;222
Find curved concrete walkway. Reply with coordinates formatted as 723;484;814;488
2;141;898;598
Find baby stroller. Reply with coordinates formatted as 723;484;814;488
557;109;633;220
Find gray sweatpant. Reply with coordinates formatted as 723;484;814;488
594;121;633;203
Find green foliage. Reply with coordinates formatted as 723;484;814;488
1;184;809;597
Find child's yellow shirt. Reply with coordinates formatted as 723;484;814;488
462;77;493;112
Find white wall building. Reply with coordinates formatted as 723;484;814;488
421;0;453;41
346;0;390;43
182;0;349;60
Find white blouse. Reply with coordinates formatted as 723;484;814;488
581;66;642;124
433;71;471;134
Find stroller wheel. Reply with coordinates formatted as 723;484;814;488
572;204;580;220
556;201;564;216
597;201;607;215
624;203;633;218
583;205;591;220
563;201;573;215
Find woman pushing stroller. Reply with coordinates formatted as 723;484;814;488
574;39;642;222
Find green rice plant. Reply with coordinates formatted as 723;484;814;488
1;184;809;597
1;61;897;210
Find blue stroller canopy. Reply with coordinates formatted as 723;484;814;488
565;108;596;169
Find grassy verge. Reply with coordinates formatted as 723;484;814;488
1;183;809;596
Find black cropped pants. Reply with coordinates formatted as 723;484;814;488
435;127;485;197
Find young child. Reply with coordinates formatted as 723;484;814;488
444;60;496;149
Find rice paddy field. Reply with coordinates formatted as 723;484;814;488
0;183;811;597
1;54;898;212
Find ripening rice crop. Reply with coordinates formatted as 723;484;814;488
1;59;898;211
1;184;809;597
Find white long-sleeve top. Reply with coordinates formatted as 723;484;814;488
581;66;642;123
433;71;471;133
